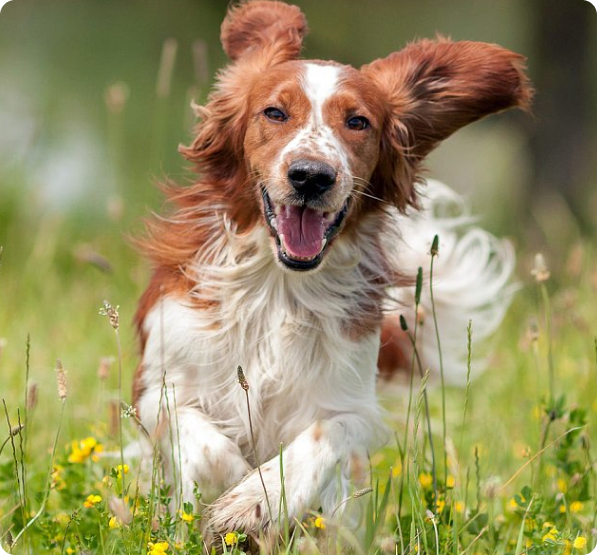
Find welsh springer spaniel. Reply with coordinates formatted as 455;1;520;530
133;0;531;541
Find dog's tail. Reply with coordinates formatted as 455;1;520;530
379;179;516;385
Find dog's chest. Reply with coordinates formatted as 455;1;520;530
142;286;380;459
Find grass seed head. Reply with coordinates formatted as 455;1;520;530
531;253;550;282
100;300;120;331
55;359;68;401
104;81;130;115
98;356;114;380
430;234;439;256
237;365;249;391
27;383;38;410
10;424;24;437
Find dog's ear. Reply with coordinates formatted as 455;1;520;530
179;2;308;179
362;38;532;210
221;1;308;64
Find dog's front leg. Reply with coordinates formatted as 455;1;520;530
138;389;252;506
204;413;374;540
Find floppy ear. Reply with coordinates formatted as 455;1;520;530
221;1;308;64
180;1;308;181
362;38;532;210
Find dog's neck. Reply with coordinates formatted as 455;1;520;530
186;215;390;335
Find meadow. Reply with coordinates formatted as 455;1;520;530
1;1;597;553
1;212;596;554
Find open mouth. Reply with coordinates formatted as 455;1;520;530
261;188;349;271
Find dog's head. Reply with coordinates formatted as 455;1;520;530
181;1;531;272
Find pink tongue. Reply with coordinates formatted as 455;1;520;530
277;205;327;259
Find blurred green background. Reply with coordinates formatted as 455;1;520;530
0;0;595;430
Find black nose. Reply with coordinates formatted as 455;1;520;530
287;159;337;198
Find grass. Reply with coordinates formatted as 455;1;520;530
1;219;597;554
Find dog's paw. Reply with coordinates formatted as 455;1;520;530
203;468;279;543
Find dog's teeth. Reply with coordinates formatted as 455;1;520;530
275;204;282;216
271;217;278;230
325;212;336;222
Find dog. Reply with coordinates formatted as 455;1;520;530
133;0;531;541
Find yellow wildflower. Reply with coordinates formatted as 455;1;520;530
224;532;239;546
542;526;558;543
454;501;465;514
83;494;102;508
115;464;129;479
391;460;403;478
435;498;445;514
418;473;433;489
557;478;568;493
446;475;455;488
148;541;169;554
68;436;103;464
51;465;66;490
108;516;121;529
66;548;75;555
179;510;194;523
570;501;584;513
314;516;326;529
573;536;587;549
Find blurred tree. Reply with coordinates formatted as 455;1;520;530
527;0;595;231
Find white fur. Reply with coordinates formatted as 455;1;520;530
384;179;516;384
138;218;385;526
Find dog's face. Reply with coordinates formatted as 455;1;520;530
243;61;385;270
181;1;531;272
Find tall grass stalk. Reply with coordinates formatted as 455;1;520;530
151;38;178;170
142;293;169;553
458;321;473;459
429;234;448;483
402;323;438;505
10;391;67;548
398;266;423;516
278;442;289;546
237;366;273;522
538;280;555;406
22;335;30;512
100;301;127;501
2;401;27;550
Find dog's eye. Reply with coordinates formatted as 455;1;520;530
264;107;288;123
346;116;369;131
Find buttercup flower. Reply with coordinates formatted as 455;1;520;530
542;526;558;543
418;473;433;489
148;541;169;554
314;516;326;529
570;501;584;513
83;494;102;508
115;464;129;479
224;532;239;546
573;537;587;549
179;510;194;523
68;436;104;464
